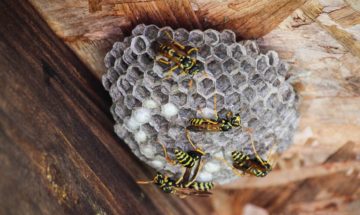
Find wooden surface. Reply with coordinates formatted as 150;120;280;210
28;0;307;78
1;0;360;214
0;1;210;214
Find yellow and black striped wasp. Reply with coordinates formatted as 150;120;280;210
218;133;276;178
155;31;204;80
186;95;241;132
137;172;213;198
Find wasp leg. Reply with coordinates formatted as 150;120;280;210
157;58;171;65
185;160;203;187
158;141;177;165
187;47;198;55
163;65;179;80
185;129;205;155
173;41;186;50
175;167;188;184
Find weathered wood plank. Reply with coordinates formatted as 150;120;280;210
0;1;211;214
28;0;306;78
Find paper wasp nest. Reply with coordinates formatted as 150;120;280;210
102;24;299;184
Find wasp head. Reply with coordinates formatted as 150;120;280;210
230;113;241;127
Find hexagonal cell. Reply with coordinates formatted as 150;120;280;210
143;24;159;42
238;103;251;122
117;76;132;95
258;82;270;98
215;75;231;94
256;55;269;72
157;27;174;43
243;40;260;56
277;62;289;77
197;44;212;62
226;92;241;108
133;83;151;101
122;47;137;65
138;53;154;69
126;66;144;85
250;74;267;91
132;24;146;36
213;43;229;60
114;100;131;119
204;29;219;46
247;117;260;129
242;86;256;101
189;93;206;109
240;57;255;74
223;58;239;74
161;79;177;94
144;70;161;87
188;30;204;47
177;77;197;94
266;93;280;109
110;42;125;58
141;123;157;138
125;95;141;109
114;58;128;74
279;84;294;103
230;43;246;61
263;67;277;83
104;52;115;69
232;72;247;90
198;78;215;97
130;36;150;55
102;75;111;91
152;85;169;104
251;100;265;116
109;84;122;102
174;28;189;44
150;114;169;132
206;93;224;110
178;108;196;121
206;59;223;78
106;67;119;84
272;78;282;87
266;50;279;66
168;125;185;140
220;30;236;45
169;92;187;107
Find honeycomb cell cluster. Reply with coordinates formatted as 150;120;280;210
102;24;299;184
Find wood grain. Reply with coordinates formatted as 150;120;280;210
0;1;211;214
28;0;306;78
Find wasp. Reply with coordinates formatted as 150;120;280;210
137;172;213;198
186;95;241;132
216;133;276;178
231;151;272;177
155;31;204;80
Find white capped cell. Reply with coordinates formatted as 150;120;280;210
161;103;178;118
133;107;151;124
143;99;158;109
135;130;147;143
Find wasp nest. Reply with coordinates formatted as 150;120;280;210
102;24;299;184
